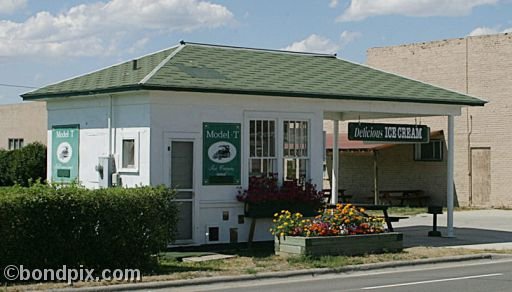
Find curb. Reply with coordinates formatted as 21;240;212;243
54;253;495;291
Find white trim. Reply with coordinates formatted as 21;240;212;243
118;132;140;173
139;45;185;84
447;115;455;237
163;132;200;245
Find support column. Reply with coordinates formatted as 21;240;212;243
331;120;339;205
447;115;455;237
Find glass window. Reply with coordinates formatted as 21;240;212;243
171;141;193;189
414;140;443;161
283;121;309;181
249;120;276;176
122;139;136;168
8;138;24;150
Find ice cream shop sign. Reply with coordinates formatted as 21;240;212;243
348;122;430;143
203;123;241;185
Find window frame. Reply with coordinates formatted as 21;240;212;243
8;138;24;150
414;139;443;161
248;118;278;177
283;120;310;182
118;133;140;173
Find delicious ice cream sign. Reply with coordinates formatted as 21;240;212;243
348;122;430;143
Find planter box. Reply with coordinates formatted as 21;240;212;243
244;202;320;218
275;232;403;257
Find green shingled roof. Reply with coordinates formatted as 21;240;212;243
22;42;486;106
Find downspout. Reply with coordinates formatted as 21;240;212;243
465;37;473;206
468;115;473;205
108;94;113;157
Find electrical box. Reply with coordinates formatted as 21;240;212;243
96;156;114;188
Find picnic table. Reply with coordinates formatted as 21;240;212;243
327;203;406;232
322;189;353;203
378;190;429;207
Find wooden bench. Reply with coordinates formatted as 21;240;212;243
323;189;353;203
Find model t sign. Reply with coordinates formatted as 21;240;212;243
51;125;80;183
203;123;241;185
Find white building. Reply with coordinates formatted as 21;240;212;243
22;42;485;244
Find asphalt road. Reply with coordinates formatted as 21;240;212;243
166;258;512;292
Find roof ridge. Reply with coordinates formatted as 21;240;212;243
180;40;337;58
139;44;185;84
22;44;180;96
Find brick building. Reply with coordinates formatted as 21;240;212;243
0;102;47;149
325;33;510;208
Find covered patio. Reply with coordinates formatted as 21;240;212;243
322;102;478;238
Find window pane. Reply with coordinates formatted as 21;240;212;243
250;158;276;177
249;119;275;158
122;139;135;168
250;120;255;157
171;141;193;189
8;139;13;150
284;121;308;158
269;121;275;156
284;158;308;182
19;139;24;148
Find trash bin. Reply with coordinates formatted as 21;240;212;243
427;206;443;237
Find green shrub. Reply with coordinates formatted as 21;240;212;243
0;184;178;275
0;142;47;186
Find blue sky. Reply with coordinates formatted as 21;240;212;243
1;0;511;104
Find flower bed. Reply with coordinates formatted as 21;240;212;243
237;175;324;218
272;204;403;256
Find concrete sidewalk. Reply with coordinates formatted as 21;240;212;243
394;209;512;250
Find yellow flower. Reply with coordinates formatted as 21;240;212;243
284;222;288;226
274;213;279;217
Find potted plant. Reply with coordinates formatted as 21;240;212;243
272;204;403;256
237;175;324;218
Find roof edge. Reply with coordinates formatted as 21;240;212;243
22;84;487;106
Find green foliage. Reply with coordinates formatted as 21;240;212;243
0;142;47;186
0;184;178;274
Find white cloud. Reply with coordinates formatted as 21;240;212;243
469;26;512;36
340;30;362;46
283;34;340;54
283;31;361;54
0;0;234;57
0;0;26;14
329;0;339;8
338;0;498;22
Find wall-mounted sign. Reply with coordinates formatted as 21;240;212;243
203;123;241;185
52;125;79;183
348;122;430;143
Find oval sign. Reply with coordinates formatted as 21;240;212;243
208;141;236;164
56;142;73;164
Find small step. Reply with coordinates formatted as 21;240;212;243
182;254;236;262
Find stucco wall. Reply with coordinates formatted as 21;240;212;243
46;94;151;189
148;91;325;244
0;102;47;149
365;33;512;207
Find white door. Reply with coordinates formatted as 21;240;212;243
169;139;195;242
